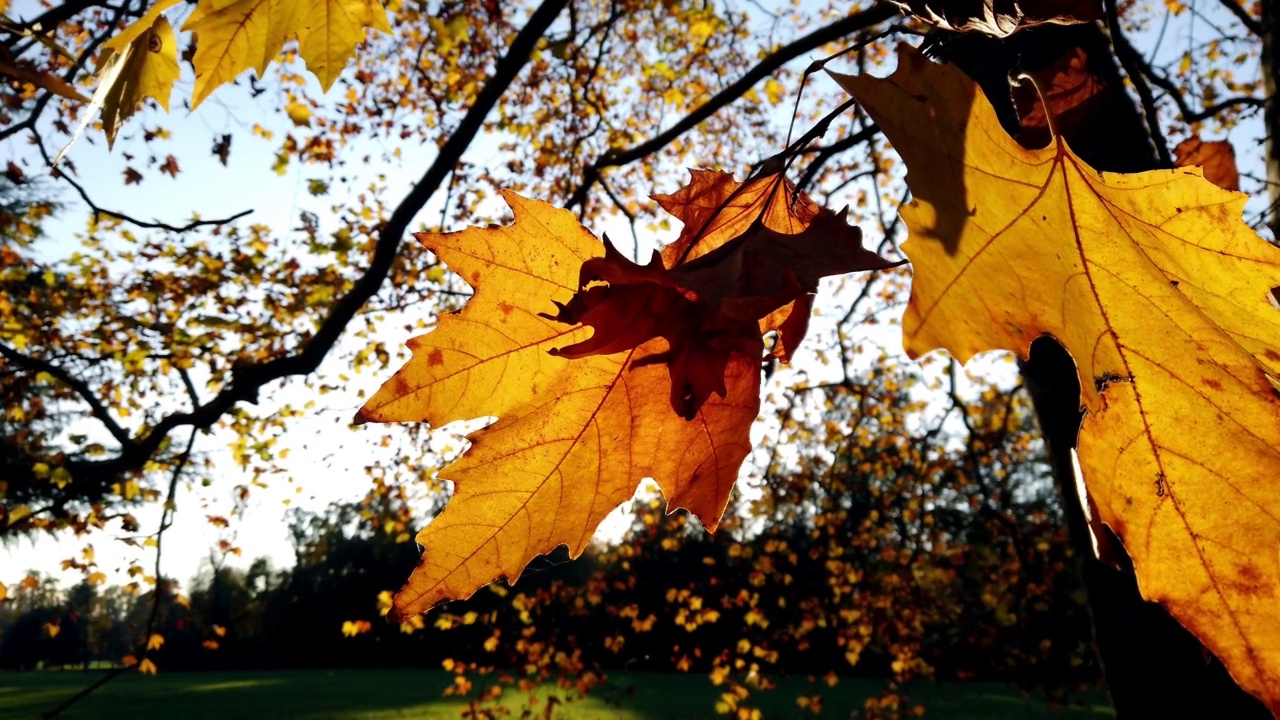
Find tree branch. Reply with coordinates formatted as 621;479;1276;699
34;136;254;232
1104;0;1171;165
564;1;899;209
1213;0;1263;37
0;342;135;450
55;0;570;490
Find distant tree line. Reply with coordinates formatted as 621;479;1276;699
2;361;1102;708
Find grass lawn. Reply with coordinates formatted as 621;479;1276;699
0;668;1114;719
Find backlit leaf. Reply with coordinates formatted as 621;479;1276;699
836;44;1280;711
359;183;891;619
97;13;180;147
183;0;390;107
357;192;759;619
1174;137;1241;192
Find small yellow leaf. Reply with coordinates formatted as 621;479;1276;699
43;622;60;638
146;633;164;650
284;99;312;127
139;658;157;675
87;572;107;586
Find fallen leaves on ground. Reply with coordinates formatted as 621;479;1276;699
358;176;895;619
835;43;1280;712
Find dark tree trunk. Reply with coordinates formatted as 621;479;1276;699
938;20;1272;718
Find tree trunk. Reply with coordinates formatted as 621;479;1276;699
941;21;1272;718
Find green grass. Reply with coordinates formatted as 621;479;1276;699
0;669;1114;719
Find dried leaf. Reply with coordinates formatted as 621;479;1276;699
549;175;897;417
888;0;1102;37
836;44;1280;712
1013;47;1106;147
653;170;848;362
1174;137;1241;192
362;181;895;618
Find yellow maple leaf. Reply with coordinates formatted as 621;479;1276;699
139;658;157;675
836;44;1280;711
183;0;390;108
146;633;164;650
95;8;180;147
357;192;759;619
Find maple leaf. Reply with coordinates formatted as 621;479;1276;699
835;44;1280;711
887;0;1101;37
183;0;391;107
1174;137;1240;192
546;172;899;418
358;180;894;619
95;2;180;147
651;169;866;363
356;192;758;619
0;46;89;104
1011;47;1106;148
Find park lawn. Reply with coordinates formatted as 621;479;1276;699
0;668;1114;719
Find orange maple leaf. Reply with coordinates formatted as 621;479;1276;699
358;177;895;619
1173;136;1240;192
837;44;1280;711
546;172;897;418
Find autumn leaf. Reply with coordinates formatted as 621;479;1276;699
183;0;391;107
835;44;1280;711
0;46;89;103
888;0;1101;37
96;8;180;147
358;182;892;618
651;170;868;363
1011;47;1106;148
547;172;899;417
1174;137;1240;192
357;192;758;619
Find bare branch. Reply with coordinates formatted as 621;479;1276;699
33;137;254;232
55;0;571;491
564;2;899;209
1104;0;1172;165
0;341;135;450
1213;0;1263;36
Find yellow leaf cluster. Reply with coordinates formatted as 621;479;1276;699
182;0;391;107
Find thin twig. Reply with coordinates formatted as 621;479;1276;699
564;2;899;209
33;137;254;232
39;430;195;720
